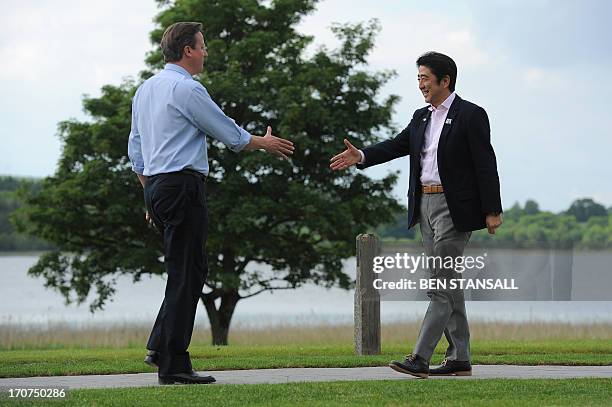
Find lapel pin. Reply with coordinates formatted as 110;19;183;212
423;117;427;122
445;118;452;124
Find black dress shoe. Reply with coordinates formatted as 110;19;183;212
158;370;216;385
144;350;159;368
429;358;472;376
389;354;429;378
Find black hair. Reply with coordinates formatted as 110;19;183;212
416;52;457;92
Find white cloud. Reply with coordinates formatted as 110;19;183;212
522;67;564;89
0;0;157;86
0;0;158;176
298;4;490;72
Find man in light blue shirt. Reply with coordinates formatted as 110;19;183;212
127;62;253;176
128;22;293;385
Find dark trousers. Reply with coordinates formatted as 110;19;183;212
143;171;208;376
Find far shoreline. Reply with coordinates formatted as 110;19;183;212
0;251;48;257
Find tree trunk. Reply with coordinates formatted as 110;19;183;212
201;289;240;345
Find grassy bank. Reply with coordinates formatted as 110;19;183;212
2;320;611;350
3;379;611;406
1;321;610;378
1;339;610;378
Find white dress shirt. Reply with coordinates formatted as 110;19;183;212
420;92;455;185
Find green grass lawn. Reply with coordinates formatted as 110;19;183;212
2;379;610;406
1;339;610;378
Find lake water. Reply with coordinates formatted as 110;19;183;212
1;253;611;328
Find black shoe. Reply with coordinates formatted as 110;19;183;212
429;358;472;376
144;350;159;368
389;354;429;378
158;370;216;385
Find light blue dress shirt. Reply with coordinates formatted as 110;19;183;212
127;64;252;176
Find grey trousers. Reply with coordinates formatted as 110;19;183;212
413;193;471;362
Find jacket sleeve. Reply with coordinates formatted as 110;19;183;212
466;106;502;214
356;113;417;170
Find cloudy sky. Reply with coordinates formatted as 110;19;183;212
1;0;611;212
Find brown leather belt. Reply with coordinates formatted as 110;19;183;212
422;184;444;194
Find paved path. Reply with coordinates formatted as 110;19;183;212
1;366;611;389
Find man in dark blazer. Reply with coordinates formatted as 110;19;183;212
330;51;502;378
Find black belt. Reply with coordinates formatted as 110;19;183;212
180;169;207;182
149;169;207;183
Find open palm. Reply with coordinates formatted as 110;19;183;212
330;139;361;171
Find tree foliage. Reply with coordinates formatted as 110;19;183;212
0;176;52;251
379;198;612;250
565;198;608;222
15;0;402;344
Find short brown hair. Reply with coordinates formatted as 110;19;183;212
160;22;203;63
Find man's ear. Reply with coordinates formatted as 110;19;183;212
183;45;191;58
442;75;451;89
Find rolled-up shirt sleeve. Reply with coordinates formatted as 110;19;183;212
127;96;145;174
186;85;252;152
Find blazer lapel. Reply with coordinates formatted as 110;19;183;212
437;95;462;154
414;110;431;157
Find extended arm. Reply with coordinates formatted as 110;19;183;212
329;115;416;171
187;86;293;158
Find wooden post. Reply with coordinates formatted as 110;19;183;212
354;233;381;355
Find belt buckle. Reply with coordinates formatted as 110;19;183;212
423;185;442;194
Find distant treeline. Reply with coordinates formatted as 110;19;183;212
379;198;612;249
0;176;53;251
2;175;612;251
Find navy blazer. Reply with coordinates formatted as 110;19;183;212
357;95;502;232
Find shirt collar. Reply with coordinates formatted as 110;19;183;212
428;92;456;112
164;63;193;78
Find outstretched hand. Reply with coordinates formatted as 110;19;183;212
261;126;294;159
329;139;361;171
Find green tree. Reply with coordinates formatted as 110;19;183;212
523;199;540;215
581;224;609;249
510;213;580;248
580;215;611;249
503;202;522;221
566;198;607;222
15;0;401;345
0;176;52;251
0;176;23;192
377;206;415;240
